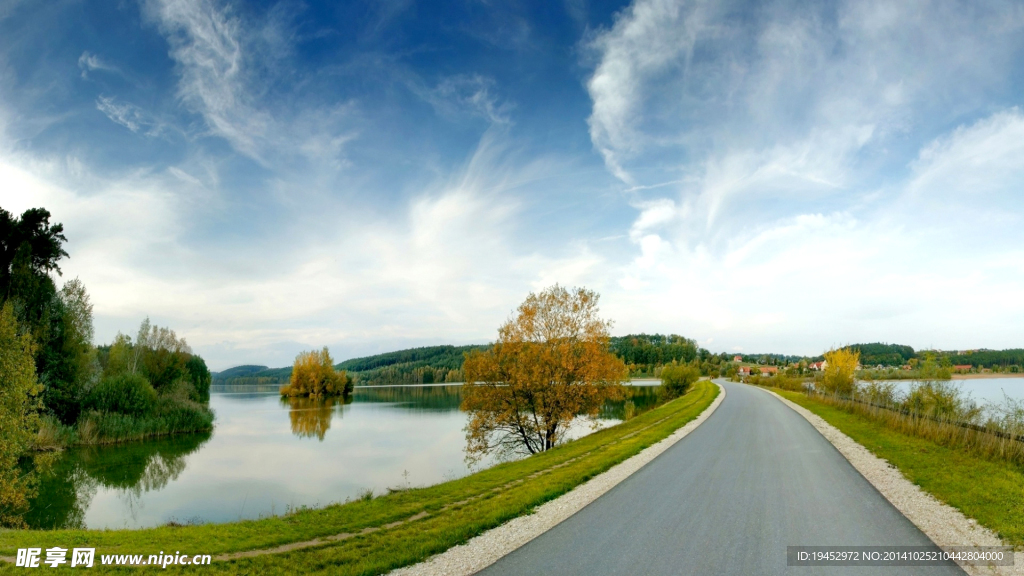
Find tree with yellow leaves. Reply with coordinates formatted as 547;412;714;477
818;347;860;397
280;347;351;398
461;285;626;462
0;303;41;527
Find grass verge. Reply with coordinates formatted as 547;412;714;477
773;388;1024;548
0;381;718;574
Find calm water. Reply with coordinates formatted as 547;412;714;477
26;384;658;530
887;377;1024;412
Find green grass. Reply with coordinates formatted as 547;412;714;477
0;381;718;574
774;388;1024;548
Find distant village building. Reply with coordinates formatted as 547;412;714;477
759;366;778;376
809;361;828;371
738;366;752;376
733;355;743;362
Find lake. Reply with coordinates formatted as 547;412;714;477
25;383;658;530
884;377;1024;411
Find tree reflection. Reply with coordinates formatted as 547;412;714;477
283;396;350;441
24;432;210;529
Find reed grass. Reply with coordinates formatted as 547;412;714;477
32;400;214;449
812;392;1024;466
775;388;1024;547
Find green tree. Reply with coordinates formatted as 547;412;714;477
38;279;97;424
185;356;212;403
0;303;41;527
0;208;67;340
660;362;701;398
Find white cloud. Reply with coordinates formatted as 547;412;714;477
78;51;119;78
142;0;355;169
422;74;512;125
586;0;1024;354
0;128;603;369
907;108;1024;204
143;0;265;158
95;96;153;134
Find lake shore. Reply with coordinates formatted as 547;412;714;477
951;373;1022;380
0;382;719;575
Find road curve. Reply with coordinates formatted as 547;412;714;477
478;381;964;576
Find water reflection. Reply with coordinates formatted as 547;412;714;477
352;384;463;412
26;433;211;530
283;396;351;441
24;384;648;529
600;385;660;420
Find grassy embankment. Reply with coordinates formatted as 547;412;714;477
772;388;1024;547
0;380;718;574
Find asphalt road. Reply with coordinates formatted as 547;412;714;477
478;381;964;576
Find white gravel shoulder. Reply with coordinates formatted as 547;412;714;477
389;382;726;576
762;387;1022;576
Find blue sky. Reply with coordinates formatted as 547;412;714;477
2;0;1024;370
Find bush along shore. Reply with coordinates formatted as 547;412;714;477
0;381;718;575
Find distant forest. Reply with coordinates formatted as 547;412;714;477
830;343;1023;371
212;340;1024;386
213;345;488;386
214;335;716;386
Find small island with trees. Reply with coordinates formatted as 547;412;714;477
280;347;352;399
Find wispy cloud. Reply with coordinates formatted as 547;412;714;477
142;0;355;170
143;0;266;158
418;74;513;126
586;0;1024;352
78;51;120;79
95;96;156;134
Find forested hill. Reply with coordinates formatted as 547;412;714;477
846;343;917;366
215;335;713;386
823;344;1023;371
336;345;486;372
609;334;699;371
212;365;269;380
213;345;488;386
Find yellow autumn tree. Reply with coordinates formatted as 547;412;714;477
0;303;41;528
461;285;626;462
818;347;860;397
280;347;351;398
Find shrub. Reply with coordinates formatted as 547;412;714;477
86;373;157;415
818;348;859;396
660;363;701;398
